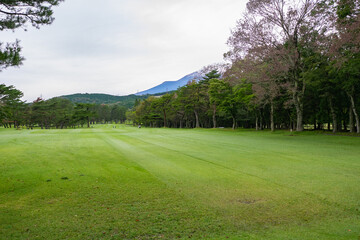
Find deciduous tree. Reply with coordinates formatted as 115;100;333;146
227;0;325;131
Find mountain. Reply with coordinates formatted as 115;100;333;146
135;72;199;95
59;72;199;107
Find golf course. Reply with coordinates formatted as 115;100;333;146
1;125;359;239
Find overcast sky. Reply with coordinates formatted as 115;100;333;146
1;0;246;102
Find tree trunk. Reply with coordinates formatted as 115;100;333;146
163;109;167;128
270;101;275;132
232;116;236;130
293;80;305;131
329;97;337;133
348;92;360;133
295;107;303;131
212;105;217;128
194;110;200;128
349;106;354;133
294;99;303;131
255;115;259;131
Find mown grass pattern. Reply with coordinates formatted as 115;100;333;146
0;126;359;239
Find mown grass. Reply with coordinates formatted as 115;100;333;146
0;125;359;239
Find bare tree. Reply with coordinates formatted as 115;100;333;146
227;0;325;131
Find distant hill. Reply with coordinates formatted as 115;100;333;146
59;72;199;107
59;93;148;108
135;72;199;95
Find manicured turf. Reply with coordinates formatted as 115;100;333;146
0;125;359;239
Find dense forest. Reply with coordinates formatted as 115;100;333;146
60;93;168;107
0;93;128;129
1;0;359;132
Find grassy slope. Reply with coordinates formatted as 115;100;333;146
0;126;359;239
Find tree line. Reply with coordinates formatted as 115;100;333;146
0;91;127;129
127;70;252;129
130;0;360;133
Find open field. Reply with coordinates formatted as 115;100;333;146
1;126;360;239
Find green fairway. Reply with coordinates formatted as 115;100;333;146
0;126;359;239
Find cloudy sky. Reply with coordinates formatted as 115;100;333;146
1;0;246;102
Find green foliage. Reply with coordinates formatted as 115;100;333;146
336;0;359;21
131;74;254;129
338;53;360;92
0;40;23;70
110;105;127;123
0;95;133;129
150;94;173;127
60;93;149;108
0;84;23;127
222;0;360;132
202;69;221;84
209;78;230;106
73;103;96;128
0;0;64;31
0;0;63;70
30;97;75;129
